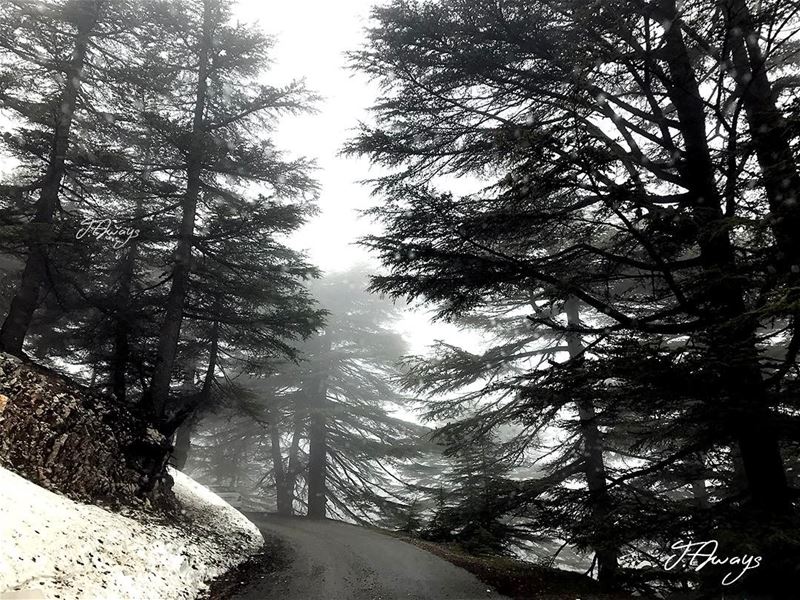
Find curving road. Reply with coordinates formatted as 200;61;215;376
230;514;508;600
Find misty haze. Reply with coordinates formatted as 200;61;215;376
0;1;798;599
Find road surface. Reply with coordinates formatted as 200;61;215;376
230;514;508;600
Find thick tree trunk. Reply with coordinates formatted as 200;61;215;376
306;335;332;519
723;4;800;486
169;362;198;470
146;1;211;421
659;0;790;515
723;0;800;264
110;242;138;403
146;324;217;493
268;408;293;515
171;418;193;470
0;1;100;355
564;297;619;590
277;395;305;515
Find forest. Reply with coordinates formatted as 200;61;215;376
0;0;799;599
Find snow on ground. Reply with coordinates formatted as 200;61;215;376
0;466;264;600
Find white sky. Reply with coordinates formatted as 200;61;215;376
233;0;483;356
234;0;379;272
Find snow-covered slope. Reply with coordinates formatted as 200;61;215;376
0;466;263;600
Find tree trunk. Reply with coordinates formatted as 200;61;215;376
268;408;293;515
108;171;147;404
691;479;710;510
306;406;327;518
277;394;305;515
110;240;138;403
110;316;130;402
287;400;304;481
170;361;198;470
723;0;800;265
212;442;226;486
688;453;710;510
659;0;790;515
144;323;217;494
166;321;218;438
306;335;332;519
146;0;211;421
0;1;100;355
723;5;800;490
564;297;619;589
171;418;193;470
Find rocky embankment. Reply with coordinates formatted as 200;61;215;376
0;352;170;506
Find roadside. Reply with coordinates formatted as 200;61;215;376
393;536;637;600
203;532;291;600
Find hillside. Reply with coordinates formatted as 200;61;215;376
0;353;264;599
0;466;262;599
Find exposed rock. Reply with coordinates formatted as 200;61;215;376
0;353;174;508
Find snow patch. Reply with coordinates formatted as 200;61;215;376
0;466;263;599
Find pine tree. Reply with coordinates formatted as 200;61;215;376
136;0;318;431
400;292;622;580
0;0;114;354
231;268;424;522
1;0;323;499
300;269;421;521
424;433;517;555
348;0;799;591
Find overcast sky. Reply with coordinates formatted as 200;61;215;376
234;0;379;272
232;0;484;356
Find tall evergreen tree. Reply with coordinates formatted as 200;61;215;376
298;269;421;521
349;0;799;591
421;433;517;555
401;292;621;582
0;0;109;354
136;0;318;431
226;269;423;522
1;0;322;498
